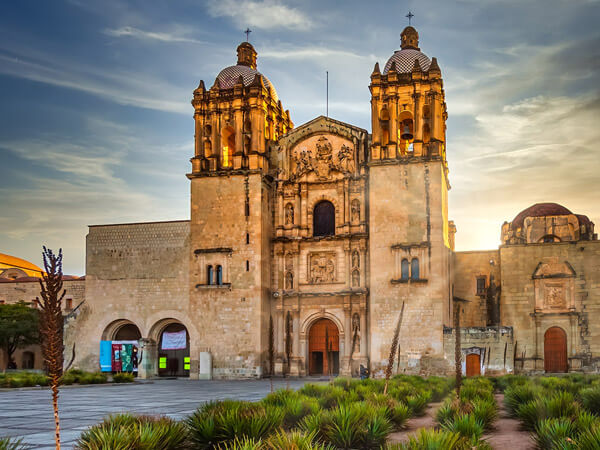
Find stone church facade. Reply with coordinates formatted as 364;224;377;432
4;26;598;378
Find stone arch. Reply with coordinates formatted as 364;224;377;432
301;311;345;336
310;195;340;237
101;319;143;341
313;200;335;237
220;126;235;167
148;317;193;378
308;318;340;375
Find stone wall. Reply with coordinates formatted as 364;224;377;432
368;160;452;376
500;240;600;373
453;250;501;327
66;220;190;375
443;326;514;375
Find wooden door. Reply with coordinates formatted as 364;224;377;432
466;353;481;376
308;319;339;375
544;327;568;373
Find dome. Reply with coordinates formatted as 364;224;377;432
0;253;44;278
383;49;431;74
512;203;573;228
216;65;278;102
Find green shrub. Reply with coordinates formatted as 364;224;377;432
441;414;484;440
406;391;430;416
112;372;135;383
385;428;464;449
504;384;540;417
186;400;283;447
323;403;367;449
577;424;600;450
299;410;331;442
580;387;600;415
263;430;335;450
215;437;263;450
388;402;411;429
76;413;188;449
0;437;27;450
472;399;498;429
534;418;578;450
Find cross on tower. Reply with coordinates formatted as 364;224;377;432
244;28;252;42
406;11;414;26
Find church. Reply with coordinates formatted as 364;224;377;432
2;26;599;378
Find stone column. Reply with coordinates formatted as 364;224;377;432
139;339;157;379
359;310;367;356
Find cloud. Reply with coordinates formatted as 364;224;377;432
104;26;205;44
206;0;313;31
0;49;190;115
261;46;365;60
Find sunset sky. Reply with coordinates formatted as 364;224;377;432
0;0;598;275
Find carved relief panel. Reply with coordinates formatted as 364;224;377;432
308;252;336;284
533;260;576;312
289;135;356;181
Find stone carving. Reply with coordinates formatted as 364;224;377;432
352;313;360;352
352;250;360;268
291;136;355;180
285;271;294;290
338;144;355;173
352;269;360;287
309;253;336;284
285;203;294;225
545;284;565;309
351;199;360;223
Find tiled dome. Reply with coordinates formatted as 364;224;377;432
383;49;431;74
216;65;278;102
512;203;573;228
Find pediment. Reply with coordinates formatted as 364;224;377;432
278;116;367;150
532;259;576;279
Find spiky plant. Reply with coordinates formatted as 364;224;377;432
268;315;274;392
285;311;292;376
38;247;66;449
384;302;404;395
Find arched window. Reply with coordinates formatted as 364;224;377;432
313;201;335;237
401;259;409;280
203;139;212;157
207;265;214;285
216;265;223;285
221;127;235;167
411;258;420;280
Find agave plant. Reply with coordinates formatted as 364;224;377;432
580;387;600;415
534;418;578;450
0;437;27;450
441;414;484;441
263;430;335;450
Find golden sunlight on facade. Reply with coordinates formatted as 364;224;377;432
1;27;598;378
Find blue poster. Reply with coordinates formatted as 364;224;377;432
99;340;112;372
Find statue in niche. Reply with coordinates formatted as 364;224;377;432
338;144;355;173
313;136;334;179
352;313;361;353
310;253;335;284
351;200;360;223
285;253;293;270
352;250;360;269
285;271;294;290
285;203;294;225
352;269;360;287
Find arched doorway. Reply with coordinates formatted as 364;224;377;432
101;320;142;374
313;201;335;237
544;326;568;373
309;318;339;375
157;322;190;377
466;353;481;377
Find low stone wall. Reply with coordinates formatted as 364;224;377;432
443;326;514;376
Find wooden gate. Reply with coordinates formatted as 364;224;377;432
308;318;339;375
544;326;568;373
466;353;481;376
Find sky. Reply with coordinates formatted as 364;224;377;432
0;0;598;275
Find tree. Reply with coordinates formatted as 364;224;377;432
38;247;66;450
0;301;40;369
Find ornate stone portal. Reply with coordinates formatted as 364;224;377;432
291;136;356;180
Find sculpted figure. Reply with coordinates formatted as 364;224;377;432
351;200;360;223
338;144;355;173
285;203;294;225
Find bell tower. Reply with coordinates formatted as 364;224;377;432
367;26;453;374
187;42;292;378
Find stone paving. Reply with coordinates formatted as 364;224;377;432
0;378;311;449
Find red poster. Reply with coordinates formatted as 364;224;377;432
112;343;122;372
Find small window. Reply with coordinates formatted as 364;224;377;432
246;233;250;244
476;276;487;296
411;258;420;280
401;259;409;280
313;201;335;237
245;201;250;217
246;260;250;271
216;265;223;285
65;298;73;310
207;265;214;285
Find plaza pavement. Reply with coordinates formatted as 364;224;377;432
0;378;314;449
